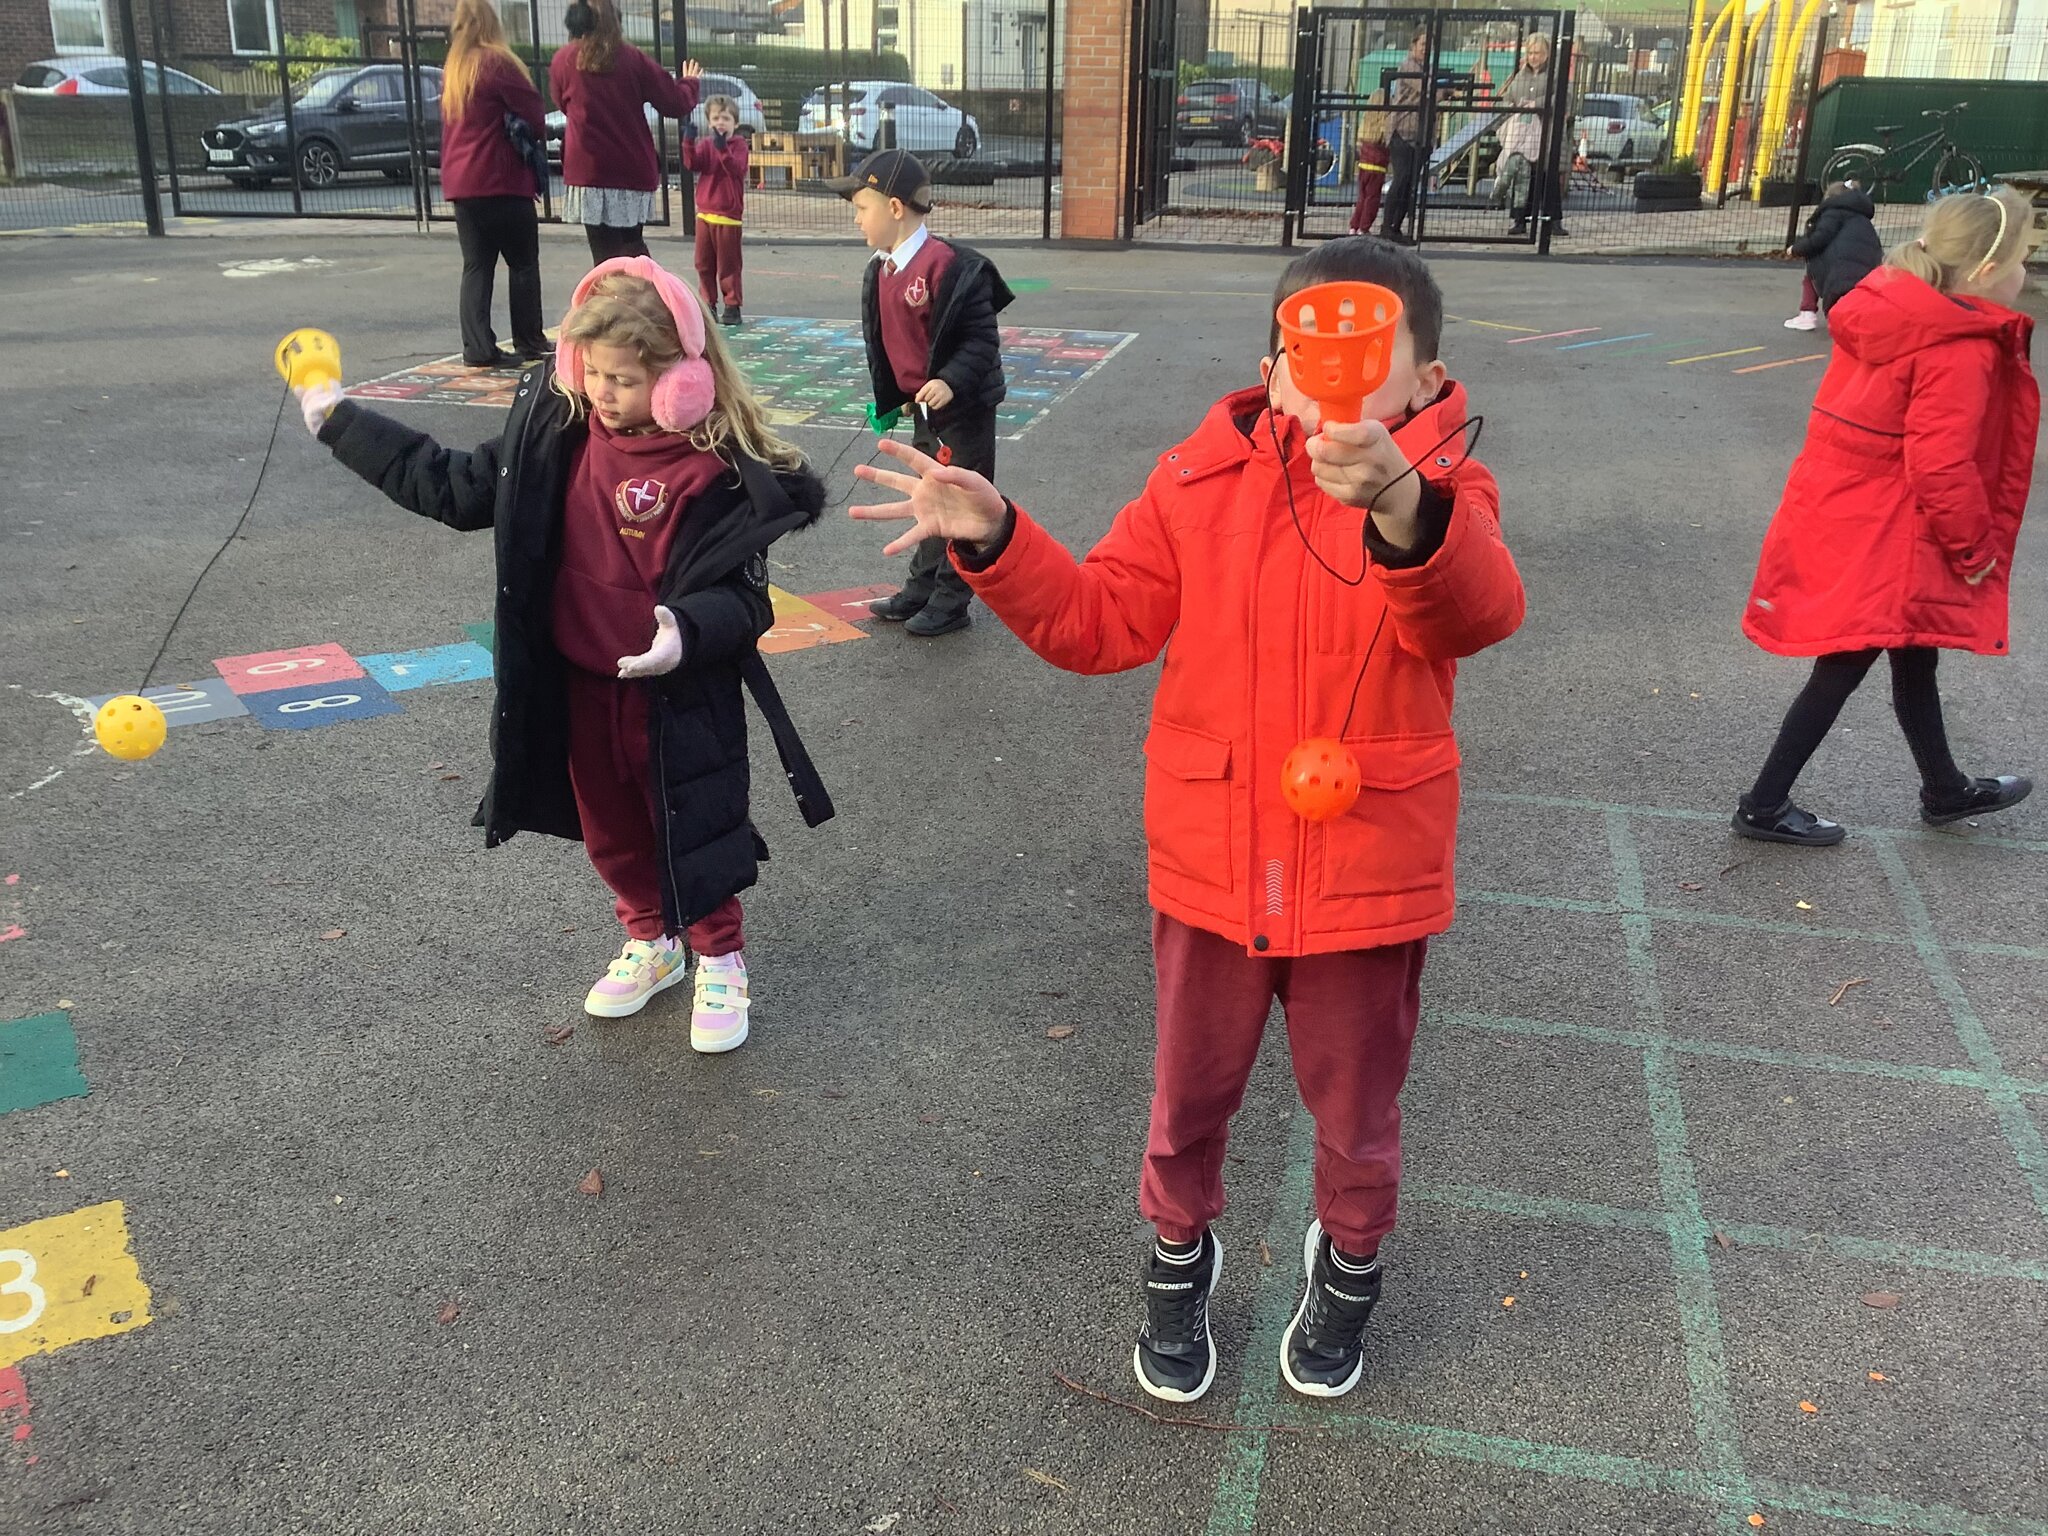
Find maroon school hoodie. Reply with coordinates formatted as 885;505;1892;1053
547;43;699;193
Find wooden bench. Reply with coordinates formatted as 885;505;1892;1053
747;131;847;189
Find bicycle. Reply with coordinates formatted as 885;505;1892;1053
1821;103;1987;201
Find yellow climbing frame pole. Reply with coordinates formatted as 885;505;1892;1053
1751;0;1828;197
1704;0;1756;196
1674;0;1712;159
1678;0;1743;163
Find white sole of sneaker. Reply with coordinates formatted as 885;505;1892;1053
583;956;690;1019
690;1016;750;1054
1280;1220;1364;1399
1132;1235;1223;1404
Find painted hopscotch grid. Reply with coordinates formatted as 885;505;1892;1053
1203;790;2048;1536
344;319;1138;440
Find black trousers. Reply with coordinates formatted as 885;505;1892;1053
1746;647;1970;809
584;222;650;264
1380;135;1420;239
1521;163;1566;232
452;196;546;365
901;404;998;618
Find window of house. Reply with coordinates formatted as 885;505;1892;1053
227;0;278;55
48;0;110;53
501;0;535;47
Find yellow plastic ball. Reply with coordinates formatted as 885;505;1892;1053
94;695;167;761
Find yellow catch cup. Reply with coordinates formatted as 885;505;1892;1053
274;328;341;392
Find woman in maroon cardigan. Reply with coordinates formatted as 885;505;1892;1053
550;0;701;264
439;0;548;368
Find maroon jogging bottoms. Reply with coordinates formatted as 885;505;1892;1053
1141;912;1425;1255
563;667;743;954
693;219;742;311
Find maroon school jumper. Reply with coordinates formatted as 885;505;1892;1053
685;130;748;311
877;234;958;394
551;418;743;952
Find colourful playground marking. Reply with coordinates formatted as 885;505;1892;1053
358;642;494;693
0;1012;87;1118
1734;352;1828;374
0;1202;152;1370
215;644;364;697
1507;328;1599;344
1669;346;1766;365
86;679;247;729
762;588;869;655
1557;332;1654;350
799;583;900;624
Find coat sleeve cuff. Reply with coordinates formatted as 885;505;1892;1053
1362;477;1453;569
952;499;1019;572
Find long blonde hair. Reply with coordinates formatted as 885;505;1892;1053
556;273;805;472
441;0;525;122
1888;188;2032;293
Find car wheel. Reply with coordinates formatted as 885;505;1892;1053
296;138;341;189
953;122;978;160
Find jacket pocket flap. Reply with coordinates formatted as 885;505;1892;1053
1345;731;1461;791
1145;720;1234;781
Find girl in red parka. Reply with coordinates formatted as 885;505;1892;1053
439;0;549;369
1736;190;2038;845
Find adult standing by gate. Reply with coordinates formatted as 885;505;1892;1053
1499;33;1566;240
1379;29;1430;245
440;0;550;369
550;0;703;264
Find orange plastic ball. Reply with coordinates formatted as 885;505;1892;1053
1280;737;1361;822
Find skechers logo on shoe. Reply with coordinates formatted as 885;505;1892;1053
1148;1279;1196;1292
1322;1281;1374;1304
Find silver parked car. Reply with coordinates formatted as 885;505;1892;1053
16;56;219;96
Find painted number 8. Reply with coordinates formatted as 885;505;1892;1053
277;694;362;714
0;1249;47;1335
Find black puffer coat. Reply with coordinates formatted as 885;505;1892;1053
318;360;832;929
1791;186;1884;310
861;238;1015;420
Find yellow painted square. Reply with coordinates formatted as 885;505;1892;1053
762;587;866;655
0;1201;152;1368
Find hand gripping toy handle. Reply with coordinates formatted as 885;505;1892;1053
1273;281;1403;425
275;328;342;393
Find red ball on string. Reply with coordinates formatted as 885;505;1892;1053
1280;737;1361;822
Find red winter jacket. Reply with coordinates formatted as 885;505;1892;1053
548;44;698;192
1745;266;2037;658
682;130;748;220
439;53;546;201
958;383;1524;957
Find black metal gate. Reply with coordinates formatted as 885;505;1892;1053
1128;0;1180;228
1284;7;1573;253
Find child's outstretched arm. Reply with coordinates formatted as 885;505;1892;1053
300;385;502;532
617;564;773;679
852;438;1182;674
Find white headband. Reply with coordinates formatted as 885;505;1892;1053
1970;192;2010;282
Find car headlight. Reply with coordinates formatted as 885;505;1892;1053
245;121;284;141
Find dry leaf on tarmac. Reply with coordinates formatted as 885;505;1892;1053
578;1169;604;1197
81;1274;97;1297
319;929;347;941
1022;1468;1071;1494
1799;1401;1818;1414
1861;1291;1901;1309
1502;1296;1516;1308
1829;978;1870;1006
436;1300;463;1326
1047;1025;1077;1040
1748;1516;1766;1528
1869;1371;1889;1382
1714;1232;1734;1249
1678;881;1704;892
439;773;463;782
544;1025;575;1046
1795;900;1814;910
1259;1240;1273;1266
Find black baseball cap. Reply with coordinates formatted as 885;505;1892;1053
826;148;932;212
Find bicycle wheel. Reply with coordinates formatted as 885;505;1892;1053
1931;148;1985;196
1821;144;1882;191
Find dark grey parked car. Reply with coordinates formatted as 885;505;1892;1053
202;64;441;189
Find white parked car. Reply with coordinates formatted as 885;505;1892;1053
16;56;218;96
1575;93;1665;165
799;80;980;158
544;71;766;166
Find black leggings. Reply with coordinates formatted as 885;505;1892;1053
583;222;650;264
1747;647;1970;809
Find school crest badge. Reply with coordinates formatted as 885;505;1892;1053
615;477;670;523
902;274;930;308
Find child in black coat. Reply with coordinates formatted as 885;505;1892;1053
1786;181;1883;331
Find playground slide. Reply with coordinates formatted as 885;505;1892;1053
1429;110;1510;170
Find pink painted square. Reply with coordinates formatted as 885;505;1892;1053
215;643;366;697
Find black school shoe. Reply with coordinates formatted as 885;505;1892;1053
1281;1221;1381;1399
465;348;522;370
1134;1231;1223;1402
1732;797;1847;846
905;607;971;638
1922;774;2033;826
720;305;743;327
867;590;925;623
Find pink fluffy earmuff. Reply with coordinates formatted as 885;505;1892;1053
555;256;717;432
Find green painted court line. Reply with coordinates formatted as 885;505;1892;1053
1753;1478;2048;1536
1607;811;1757;1529
1592;337;1709;361
0;1011;88;1116
1204;1109;1317;1536
1466;789;2048;854
1006;277;1052;292
1872;840;2048;1225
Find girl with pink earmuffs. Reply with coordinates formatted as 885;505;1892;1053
296;257;833;1045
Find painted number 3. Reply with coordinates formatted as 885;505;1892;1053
0;1249;47;1335
277;694;363;714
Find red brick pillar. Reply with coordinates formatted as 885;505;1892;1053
1061;0;1133;241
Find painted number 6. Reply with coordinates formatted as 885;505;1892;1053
0;1249;47;1335
277;694;363;714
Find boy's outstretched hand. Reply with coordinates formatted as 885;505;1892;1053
1306;417;1422;547
851;436;1007;556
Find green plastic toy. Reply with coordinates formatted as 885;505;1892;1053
864;402;903;434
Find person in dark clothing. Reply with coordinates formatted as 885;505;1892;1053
830;147;1014;637
1379;30;1429;244
292;257;834;1043
1785;181;1884;330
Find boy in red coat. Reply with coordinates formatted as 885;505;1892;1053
852;238;1524;1403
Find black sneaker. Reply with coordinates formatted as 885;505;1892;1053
1281;1221;1380;1399
720;305;743;327
867;590;925;623
905;607;971;638
1732;797;1846;846
1922;774;2032;826
1134;1231;1223;1402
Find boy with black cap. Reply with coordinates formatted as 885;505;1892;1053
830;147;1014;637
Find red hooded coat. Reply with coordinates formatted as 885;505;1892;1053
1744;265;2037;658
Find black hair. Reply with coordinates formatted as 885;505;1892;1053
1269;235;1443;362
564;1;594;38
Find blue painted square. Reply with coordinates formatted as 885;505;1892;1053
358;641;494;693
88;678;247;728
246;675;403;731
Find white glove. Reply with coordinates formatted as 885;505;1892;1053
616;605;684;678
297;379;344;437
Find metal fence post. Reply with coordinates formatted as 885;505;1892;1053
273;0;305;215
1040;0;1057;240
1539;9;1576;256
1281;7;1316;247
1783;9;1831;249
146;0;186;218
113;0;164;234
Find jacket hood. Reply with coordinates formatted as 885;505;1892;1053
1826;265;2029;367
1819;186;1875;219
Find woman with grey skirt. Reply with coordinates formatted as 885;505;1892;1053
548;0;701;263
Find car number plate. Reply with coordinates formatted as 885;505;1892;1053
1189;115;1213;124
208;148;235;163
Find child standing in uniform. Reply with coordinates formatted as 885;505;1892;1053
1737;190;2036;844
686;94;749;327
295;258;834;1042
1350;101;1389;236
852;238;1524;1402
830;147;1014;638
1784;180;1883;331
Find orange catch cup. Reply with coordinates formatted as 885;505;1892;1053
1274;281;1403;424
